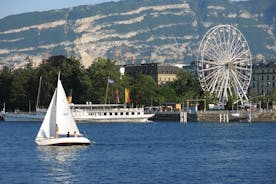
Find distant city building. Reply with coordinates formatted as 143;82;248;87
183;61;197;76
124;63;179;85
250;58;276;95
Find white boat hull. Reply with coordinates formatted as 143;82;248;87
35;137;91;146
4;112;44;121
4;112;155;123
74;114;155;123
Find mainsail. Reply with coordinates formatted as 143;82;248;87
55;79;79;135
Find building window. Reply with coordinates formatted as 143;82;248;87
267;76;269;80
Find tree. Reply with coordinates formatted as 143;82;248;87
8;67;36;111
0;66;13;109
129;74;157;106
267;90;276;101
157;83;177;105
86;58;122;104
171;70;203;103
58;56;86;103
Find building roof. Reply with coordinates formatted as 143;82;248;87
157;65;179;74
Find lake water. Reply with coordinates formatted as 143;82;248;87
0;121;276;184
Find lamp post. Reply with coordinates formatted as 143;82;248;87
267;82;271;110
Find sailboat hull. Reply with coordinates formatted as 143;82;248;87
35;137;91;146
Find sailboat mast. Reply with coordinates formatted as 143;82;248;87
36;76;42;110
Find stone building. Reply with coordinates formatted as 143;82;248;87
250;59;276;95
124;63;179;85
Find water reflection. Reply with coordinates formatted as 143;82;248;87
37;146;88;183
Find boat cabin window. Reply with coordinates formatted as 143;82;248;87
109;112;112;116
115;112;118;116
138;112;140;115
126;112;129;115
104;113;107;116
132;112;135;115
120;112;124;115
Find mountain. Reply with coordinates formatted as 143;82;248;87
0;0;275;68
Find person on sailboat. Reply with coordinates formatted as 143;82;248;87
74;131;78;137
55;124;59;138
66;132;70;137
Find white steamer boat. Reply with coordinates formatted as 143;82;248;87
70;103;155;123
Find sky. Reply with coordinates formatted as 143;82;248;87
0;0;116;19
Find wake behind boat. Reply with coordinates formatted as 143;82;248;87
35;73;91;146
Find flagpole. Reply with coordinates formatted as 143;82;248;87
104;76;109;104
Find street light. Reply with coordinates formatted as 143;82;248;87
267;82;271;110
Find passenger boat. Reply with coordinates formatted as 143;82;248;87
70;103;155;123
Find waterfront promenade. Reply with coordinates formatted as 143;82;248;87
196;110;276;122
152;110;276;122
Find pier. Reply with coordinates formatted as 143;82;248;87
151;110;276;122
196;110;276;122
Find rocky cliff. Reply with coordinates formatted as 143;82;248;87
0;0;275;68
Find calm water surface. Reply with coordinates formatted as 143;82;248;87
0;121;276;184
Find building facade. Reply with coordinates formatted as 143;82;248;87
124;63;179;85
250;59;276;95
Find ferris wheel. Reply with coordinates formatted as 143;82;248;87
197;24;252;105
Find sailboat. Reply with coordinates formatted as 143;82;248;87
35;73;91;146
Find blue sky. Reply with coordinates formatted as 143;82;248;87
0;0;117;19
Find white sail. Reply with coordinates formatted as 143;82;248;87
35;89;57;139
55;79;80;135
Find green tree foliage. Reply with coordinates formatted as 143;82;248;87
33;55;85;108
129;74;157;106
85;58;122;104
0;66;13;109
156;83;177;105
171;70;203;103
267;90;276;101
8;67;36;111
